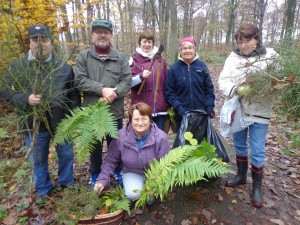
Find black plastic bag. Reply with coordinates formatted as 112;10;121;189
173;110;229;162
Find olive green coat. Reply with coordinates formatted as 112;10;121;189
75;45;131;119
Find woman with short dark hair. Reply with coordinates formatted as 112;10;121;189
93;102;170;202
130;31;169;132
218;23;279;208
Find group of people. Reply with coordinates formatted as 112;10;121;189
1;18;278;208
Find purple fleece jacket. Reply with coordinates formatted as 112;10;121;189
97;122;170;187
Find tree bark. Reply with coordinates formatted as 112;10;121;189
225;0;236;46
167;0;177;65
284;0;297;42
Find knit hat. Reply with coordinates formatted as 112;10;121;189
91;19;113;33
179;37;196;47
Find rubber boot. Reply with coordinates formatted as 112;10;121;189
226;155;248;187
251;164;263;208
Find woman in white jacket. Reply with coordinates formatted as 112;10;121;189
218;23;278;208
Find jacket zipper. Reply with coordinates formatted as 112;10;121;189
187;64;193;108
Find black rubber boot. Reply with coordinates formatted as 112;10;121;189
226;155;248;187
251;164;263;208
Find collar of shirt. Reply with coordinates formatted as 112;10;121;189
134;131;149;150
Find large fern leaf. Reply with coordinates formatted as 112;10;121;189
53;102;118;164
135;141;230;208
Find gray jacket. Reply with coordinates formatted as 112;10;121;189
74;45;131;119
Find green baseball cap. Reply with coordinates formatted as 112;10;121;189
91;19;113;33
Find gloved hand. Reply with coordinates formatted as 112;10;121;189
177;106;186;116
94;182;104;195
206;106;215;118
236;85;252;97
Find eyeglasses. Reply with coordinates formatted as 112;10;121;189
93;30;111;35
132;118;149;123
236;39;252;45
181;46;195;51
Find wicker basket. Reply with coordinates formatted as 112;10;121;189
77;209;124;225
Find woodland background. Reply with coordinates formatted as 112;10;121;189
0;0;299;69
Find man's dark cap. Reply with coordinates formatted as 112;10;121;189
28;25;52;38
91;19;113;33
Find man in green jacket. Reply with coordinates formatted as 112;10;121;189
74;19;131;189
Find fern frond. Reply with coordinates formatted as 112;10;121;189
173;157;229;186
53;107;91;145
135;141;229;208
90;104;118;140
73;125;98;164
53;102;118;164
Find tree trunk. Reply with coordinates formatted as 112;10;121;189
225;0;236;46
142;0;148;30
258;0;268;41
60;4;73;55
183;0;190;37
167;0;177;65
284;0;297;42
86;0;93;45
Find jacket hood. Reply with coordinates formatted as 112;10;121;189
136;46;158;59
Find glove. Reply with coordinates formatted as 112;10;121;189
236;85;252;97
177;106;186;116
94;182;104;195
206;107;215;118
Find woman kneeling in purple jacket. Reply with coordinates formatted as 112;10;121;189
94;102;170;202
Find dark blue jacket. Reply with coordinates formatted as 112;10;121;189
1;54;81;135
165;58;215;116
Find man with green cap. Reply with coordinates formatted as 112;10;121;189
74;19;131;189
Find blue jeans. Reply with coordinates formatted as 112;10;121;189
233;122;269;167
89;118;123;175
152;115;166;131
25;131;74;197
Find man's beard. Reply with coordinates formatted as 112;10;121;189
33;50;51;61
95;39;110;49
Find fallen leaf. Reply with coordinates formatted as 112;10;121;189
269;218;284;225
192;216;199;225
9;185;15;191
227;206;234;212
270;187;279;195
231;199;237;204
225;187;232;195
186;192;202;201
264;198;275;208
216;193;223;202
3;215;18;225
181;219;192;225
134;208;144;215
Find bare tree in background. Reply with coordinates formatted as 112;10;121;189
225;0;237;46
167;0;178;65
283;0;297;42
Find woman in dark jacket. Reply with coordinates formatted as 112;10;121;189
165;37;215;147
130;31;169;131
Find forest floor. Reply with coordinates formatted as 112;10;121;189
0;66;299;225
